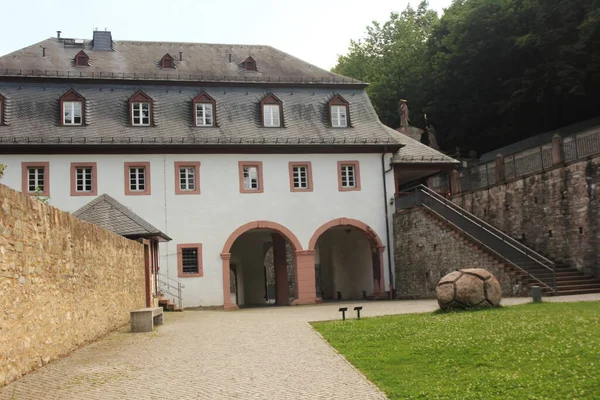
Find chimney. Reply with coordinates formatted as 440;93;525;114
228;53;232;63
57;30;62;40
179;51;182;61
42;47;46;57
92;30;113;51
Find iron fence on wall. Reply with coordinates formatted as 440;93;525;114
429;127;600;194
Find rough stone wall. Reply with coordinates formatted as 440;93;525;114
394;207;527;299
452;156;600;276
0;184;146;387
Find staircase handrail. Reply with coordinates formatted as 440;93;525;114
418;185;555;269
158;273;184;310
413;185;556;292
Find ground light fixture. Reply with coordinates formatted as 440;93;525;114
354;306;363;319
338;307;348;320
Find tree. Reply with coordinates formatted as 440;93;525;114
333;1;439;129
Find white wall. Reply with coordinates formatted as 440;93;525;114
1;152;396;307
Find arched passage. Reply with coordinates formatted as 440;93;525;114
309;218;386;300
221;221;314;310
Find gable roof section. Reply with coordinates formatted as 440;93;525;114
390;127;458;164
0;37;361;85
73;194;171;241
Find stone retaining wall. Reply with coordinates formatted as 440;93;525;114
393;207;526;299
0;184;146;387
452;155;600;276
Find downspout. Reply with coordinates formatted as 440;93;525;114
382;149;394;299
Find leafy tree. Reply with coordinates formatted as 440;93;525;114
333;1;439;129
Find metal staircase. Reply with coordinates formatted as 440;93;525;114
396;185;558;293
157;273;184;310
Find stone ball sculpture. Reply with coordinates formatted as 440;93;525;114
436;268;502;309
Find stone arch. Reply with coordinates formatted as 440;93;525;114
221;220;304;310
308;218;386;296
222;220;303;254
308;218;384;251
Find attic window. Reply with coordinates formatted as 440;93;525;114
59;89;85;126
193;92;216;127
75;50;89;67
329;94;350;128
0;94;4;125
261;93;283;128
161;54;175;69
243;57;257;71
128;91;153;126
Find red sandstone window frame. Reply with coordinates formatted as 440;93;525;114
124;162;151;196
288;162;313;192
193;92;216;127
59;89;85;126
74;50;89;67
177;243;203;277
21;162;50;197
329;94;350;128
161;53;175;69
260;93;283;128
128;91;154;126
174;161;201;195
238;161;264;193
70;162;98;196
337;160;361;191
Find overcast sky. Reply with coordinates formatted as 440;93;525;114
0;0;452;71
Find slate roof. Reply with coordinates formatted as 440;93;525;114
391;129;458;164
0;83;404;148
480;116;600;163
73;194;171;241
0;36;361;85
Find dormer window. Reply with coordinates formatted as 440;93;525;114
0;94;4;125
261;93;282;128
329;95;350;128
59;89;85;126
129;91;153;126
74;50;89;67
161;54;175;69
193;92;216;127
243;56;257;71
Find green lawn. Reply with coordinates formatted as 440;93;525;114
312;302;600;399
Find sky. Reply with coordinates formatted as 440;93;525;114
0;0;452;71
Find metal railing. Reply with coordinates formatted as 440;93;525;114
158;273;185;310
396;185;557;292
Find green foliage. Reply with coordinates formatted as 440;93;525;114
0;163;5;178
334;0;600;154
313;302;600;399
33;186;50;204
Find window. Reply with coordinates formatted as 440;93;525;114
174;162;200;195
63;101;82;125
129;91;153;126
70;162;97;196
59;89;85;126
0;93;4;125
21;162;50;196
329;95;350;128
124;162;151;195
161;53;175;69
177;243;203;277
238;161;263;193
193;92;216;127
337;160;361;191
132;102;150;126
261;93;283;128
289;162;313;192
74;50;89;67
243;56;257;71
331;105;347;128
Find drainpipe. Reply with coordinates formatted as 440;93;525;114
381;149;394;299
